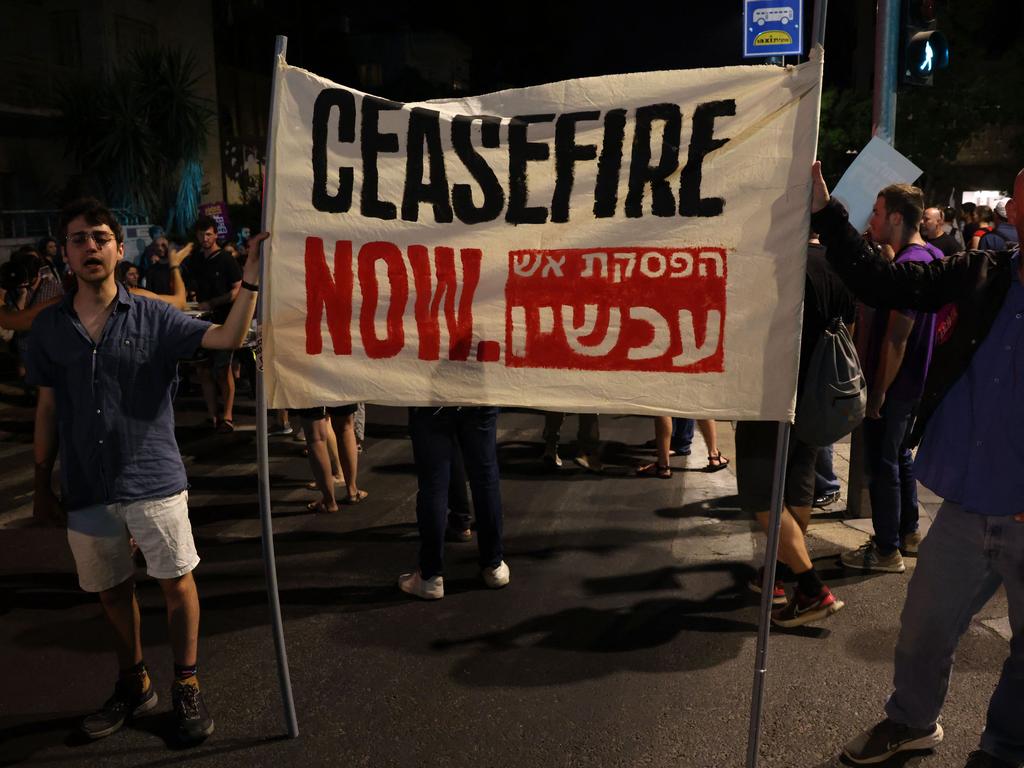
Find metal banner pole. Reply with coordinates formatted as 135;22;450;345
745;3;826;766
255;34;299;739
745;422;792;768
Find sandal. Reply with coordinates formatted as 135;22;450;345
636;462;672;479
216;419;235;434
706;451;730;472
307;500;339;514
341;489;369;505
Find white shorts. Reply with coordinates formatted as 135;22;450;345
66;490;200;592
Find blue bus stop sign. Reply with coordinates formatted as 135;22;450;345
743;0;803;58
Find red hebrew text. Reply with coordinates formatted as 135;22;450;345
504;246;726;372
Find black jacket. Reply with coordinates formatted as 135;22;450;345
811;199;1017;446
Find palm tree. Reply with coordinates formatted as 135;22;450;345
59;47;213;233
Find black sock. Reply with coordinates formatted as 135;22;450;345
174;663;198;682
775;561;794;582
796;568;824;597
118;661;149;694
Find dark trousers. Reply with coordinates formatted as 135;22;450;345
408;407;503;578
864;398;920;554
447;442;472;532
814;443;840;496
671;418;695;452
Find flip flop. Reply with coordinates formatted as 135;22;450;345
216;419;235;433
706;452;730;472
636;462;672;479
341;490;369;505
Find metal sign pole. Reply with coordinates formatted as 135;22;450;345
744;2;826;766
255;34;299;739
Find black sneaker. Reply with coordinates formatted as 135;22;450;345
172;680;215;743
813;490;841;508
80;679;158;739
964;750;1018;768
843;718;943;764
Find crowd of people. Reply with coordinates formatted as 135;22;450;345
0;163;1021;768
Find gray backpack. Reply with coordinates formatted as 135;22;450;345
794;318;866;447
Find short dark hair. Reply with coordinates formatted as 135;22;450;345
878;184;925;233
975;204;994;224
194;215;217;233
961;202;977;215
59;198;124;244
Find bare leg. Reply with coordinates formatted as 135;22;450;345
196;365;217;422
335;413;362;499
698;419;729;469
789;504;812;534
157;572;200;667
755;508;813;573
697;419;718;455
655;416;672;466
303;417;338;511
98;578;143;669
217;365;235;423
324;415;343;482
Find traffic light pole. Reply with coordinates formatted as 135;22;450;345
872;0;901;144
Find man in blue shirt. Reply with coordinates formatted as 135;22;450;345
27;198;267;745
810;163;1024;768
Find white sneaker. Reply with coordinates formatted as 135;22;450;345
398;571;444;600
482;560;510;589
573;453;603;473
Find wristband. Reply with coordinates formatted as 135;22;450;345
241;280;259;292
170;265;181;271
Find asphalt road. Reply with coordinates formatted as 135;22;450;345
0;389;1011;768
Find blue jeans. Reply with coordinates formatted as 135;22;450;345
671;418;694;453
814;443;840;496
408;407;503;578
886;502;1024;765
864;398;919;554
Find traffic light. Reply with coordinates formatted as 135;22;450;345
901;0;949;86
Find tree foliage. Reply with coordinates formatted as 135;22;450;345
896;0;1024;195
58;47;213;224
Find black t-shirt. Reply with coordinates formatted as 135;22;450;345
926;232;960;258
186;249;242;323
798;244;857;398
146;262;173;295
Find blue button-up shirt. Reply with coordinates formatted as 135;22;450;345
26;284;210;511
915;253;1024;516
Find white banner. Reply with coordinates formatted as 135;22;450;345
262;48;823;419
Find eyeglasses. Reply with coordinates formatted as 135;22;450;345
67;230;116;247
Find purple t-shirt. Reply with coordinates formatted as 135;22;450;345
863;242;942;403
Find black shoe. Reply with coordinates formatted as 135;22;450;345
964;750;1018;768
813;490;841;508
843;718;943;764
81;679;158;739
172;680;215;743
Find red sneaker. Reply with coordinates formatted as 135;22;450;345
748;567;787;606
771;585;844;627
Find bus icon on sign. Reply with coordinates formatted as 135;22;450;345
753;7;794;25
